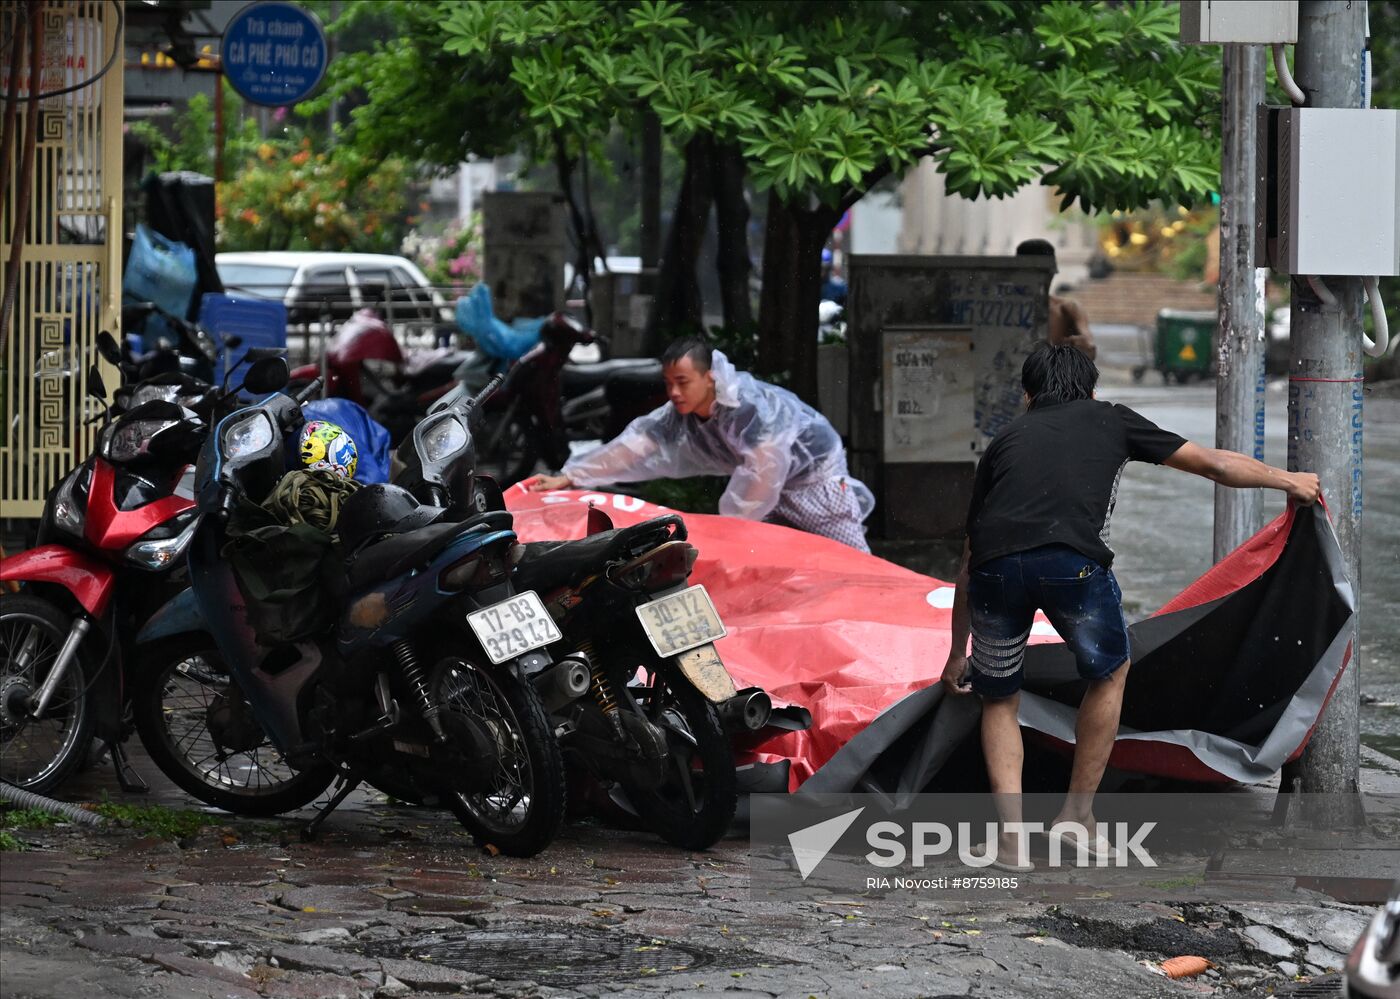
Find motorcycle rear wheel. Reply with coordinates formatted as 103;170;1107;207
134;635;336;816
433;654;566;857
615;660;737;851
0;594;95;793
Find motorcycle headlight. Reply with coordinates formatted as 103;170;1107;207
221;411;274;459
419;416;468;464
105;419;179;461
131;384;181;406
51;470;87;535
125;511;199;570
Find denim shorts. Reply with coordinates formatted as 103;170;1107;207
967;544;1131;699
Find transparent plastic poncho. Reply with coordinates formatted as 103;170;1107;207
562;350;875;523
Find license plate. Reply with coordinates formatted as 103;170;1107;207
467;591;562;665
635;584;727;658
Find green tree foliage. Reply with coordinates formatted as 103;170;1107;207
435;0;1221;398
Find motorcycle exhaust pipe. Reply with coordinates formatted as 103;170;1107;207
717;687;772;733
534;656;592;713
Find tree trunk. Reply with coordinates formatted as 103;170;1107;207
639;110;662;296
712;142;753;333
757;192;837;405
643;134;714;352
553;134;593;323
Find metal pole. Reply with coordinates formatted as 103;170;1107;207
1213;44;1268;562
1288;0;1366;802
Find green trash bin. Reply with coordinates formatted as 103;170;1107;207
1155;309;1215;384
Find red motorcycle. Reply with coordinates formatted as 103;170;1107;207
288;309;465;443
471;312;665;485
0;336;284;792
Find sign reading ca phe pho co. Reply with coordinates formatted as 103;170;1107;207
221;1;327;107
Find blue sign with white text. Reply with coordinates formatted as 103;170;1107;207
221;1;327;107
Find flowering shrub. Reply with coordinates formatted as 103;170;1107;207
402;212;484;294
217;138;415;254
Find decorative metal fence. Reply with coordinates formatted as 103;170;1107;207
1;0;122;518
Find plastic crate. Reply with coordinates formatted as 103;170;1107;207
198;292;288;389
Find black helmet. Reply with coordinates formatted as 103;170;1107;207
337;483;446;555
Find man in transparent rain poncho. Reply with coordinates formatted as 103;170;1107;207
527;337;875;552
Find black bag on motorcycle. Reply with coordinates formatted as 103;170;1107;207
221;471;356;643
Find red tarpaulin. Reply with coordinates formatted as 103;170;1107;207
506;487;1354;794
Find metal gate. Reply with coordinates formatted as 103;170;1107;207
1;0;122;518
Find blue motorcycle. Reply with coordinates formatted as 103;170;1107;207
132;364;573;856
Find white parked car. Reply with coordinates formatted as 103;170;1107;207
215;251;452;330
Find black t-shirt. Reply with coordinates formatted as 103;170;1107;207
966;399;1187;569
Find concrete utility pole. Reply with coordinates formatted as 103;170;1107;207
1213;44;1269;561
1289;0;1366;800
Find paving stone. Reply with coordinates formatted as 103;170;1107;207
1304;942;1348;971
1241;924;1296;958
377;957;490;991
75;934;189;958
150;952;257;989
292;926;355;945
271;943;382;976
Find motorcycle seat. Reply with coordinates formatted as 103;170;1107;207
512;517;676;593
347;510;514;589
561;358;662;395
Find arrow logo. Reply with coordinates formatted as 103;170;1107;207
787;807;865;880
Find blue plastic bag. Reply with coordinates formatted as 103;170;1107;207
302;398;391;484
123;224;198;320
454;283;545;361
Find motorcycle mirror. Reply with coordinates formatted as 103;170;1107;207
87;363;107;400
96;330;122;365
242;356;289;395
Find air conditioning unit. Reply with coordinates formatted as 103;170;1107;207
1180;1;1298;45
1256;107;1400;277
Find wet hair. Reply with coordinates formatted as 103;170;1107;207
1016;238;1057;260
1021;341;1098;408
661;336;713;372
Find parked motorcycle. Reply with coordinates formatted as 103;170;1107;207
0;333;280;793
287;309;467;444
393;400;765;849
132;369;575;854
454;311;665;486
511;509;769;849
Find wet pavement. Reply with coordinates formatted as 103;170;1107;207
1093;368;1400;759
1;740;1392;999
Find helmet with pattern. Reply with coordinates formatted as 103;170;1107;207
298;419;358;479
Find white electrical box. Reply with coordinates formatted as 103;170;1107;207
1256;107;1400;277
1180;1;1298;44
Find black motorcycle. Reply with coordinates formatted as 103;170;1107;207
133;370;578;855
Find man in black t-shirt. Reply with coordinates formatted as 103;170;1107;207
941;343;1320;871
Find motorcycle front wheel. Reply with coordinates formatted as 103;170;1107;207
134;635;336;815
0;594;95;793
432;654;566;857
615;659;737;851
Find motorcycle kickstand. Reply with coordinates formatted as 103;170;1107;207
108;740;148;793
300;771;362;843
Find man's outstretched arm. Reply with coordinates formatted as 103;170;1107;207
1164;442;1321;504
